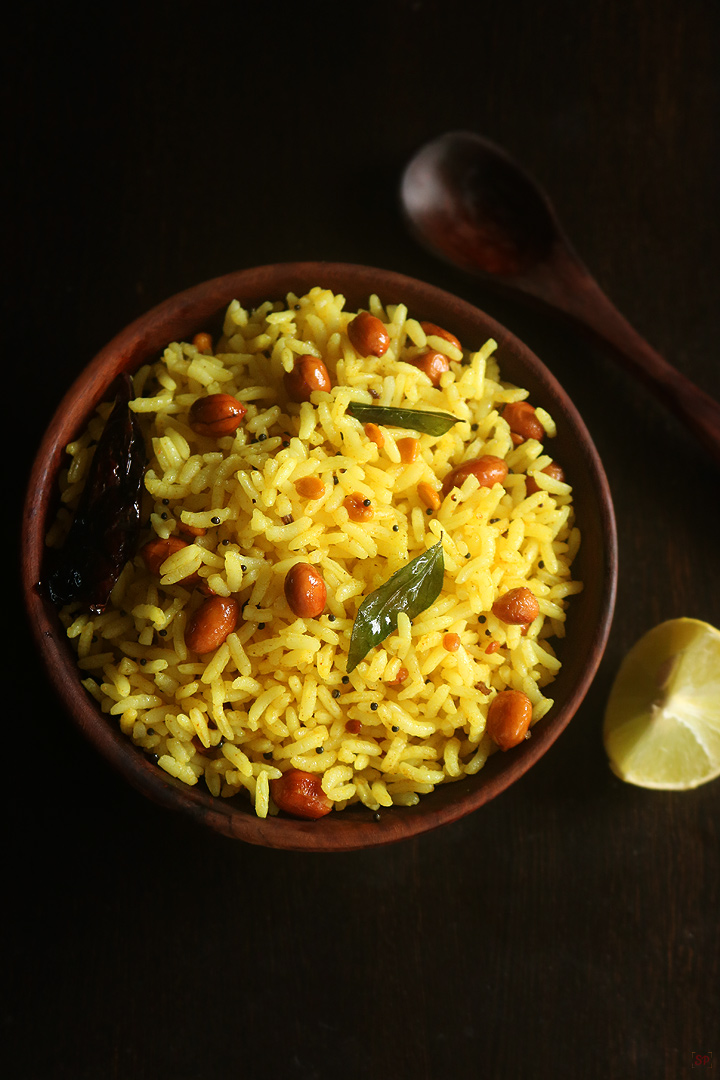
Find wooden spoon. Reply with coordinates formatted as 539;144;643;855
401;130;720;466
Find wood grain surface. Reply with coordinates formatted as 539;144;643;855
6;2;719;1077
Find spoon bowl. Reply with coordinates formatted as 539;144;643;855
401;131;560;277
401;131;720;466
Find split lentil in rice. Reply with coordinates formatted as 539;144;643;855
46;287;583;819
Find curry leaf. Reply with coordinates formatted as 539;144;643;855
346;401;459;436
347;541;445;673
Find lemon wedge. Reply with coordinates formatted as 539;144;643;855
603;618;720;790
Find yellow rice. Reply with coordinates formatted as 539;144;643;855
47;287;582;816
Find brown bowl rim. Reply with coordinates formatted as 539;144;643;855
21;261;617;851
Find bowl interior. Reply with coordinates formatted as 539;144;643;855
22;262;617;851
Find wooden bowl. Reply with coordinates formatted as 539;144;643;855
22;262;617;851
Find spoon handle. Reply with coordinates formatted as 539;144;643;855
519;244;720;468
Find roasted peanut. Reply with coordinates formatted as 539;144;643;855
177;522;207;538
410;349;450;387
364;422;385;448
486;689;533;751
294;476;326;500
192;332;213;353
284;562;327;618
420;321;462;351
347;311;390;357
443;632;461;652
141;536;202;587
284;354;332;402
397;437;420;463
526;461;565;495
270;769;333;819
417;481;441;511
502;401;545;442
140;536;190;576
343;493;374;522
386;665;409;687
345;718;363;735
188;393;247;437
491;587;540;625
442;455;508;497
184;596;239;653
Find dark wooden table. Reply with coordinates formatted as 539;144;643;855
7;3;719;1077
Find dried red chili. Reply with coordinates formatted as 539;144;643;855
47;373;147;613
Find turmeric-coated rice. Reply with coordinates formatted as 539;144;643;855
47;287;582;817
